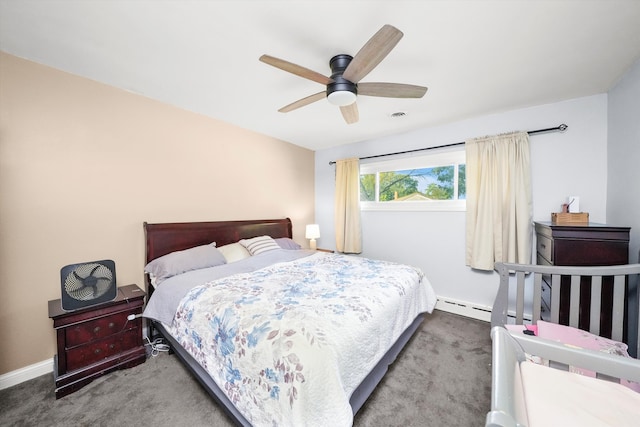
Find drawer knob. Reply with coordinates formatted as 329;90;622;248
93;326;101;333
109;344;115;350
94;348;101;355
540;243;546;249
109;322;115;329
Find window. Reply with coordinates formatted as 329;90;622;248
359;150;466;211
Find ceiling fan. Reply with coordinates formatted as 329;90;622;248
259;24;428;124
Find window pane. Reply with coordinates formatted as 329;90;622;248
423;166;455;200
358;150;466;211
360;174;376;201
379;170;419;201
458;164;466;200
375;167;456;201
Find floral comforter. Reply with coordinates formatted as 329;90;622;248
167;251;436;426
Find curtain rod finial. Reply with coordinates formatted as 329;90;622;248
559;124;568;131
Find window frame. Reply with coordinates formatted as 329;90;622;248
359;149;466;212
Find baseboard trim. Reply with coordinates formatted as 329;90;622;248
1;330;153;390
0;359;53;391
435;297;492;322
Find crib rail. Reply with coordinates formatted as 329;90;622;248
492;262;640;357
486;326;640;427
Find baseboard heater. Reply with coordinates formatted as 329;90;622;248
435;298;492;322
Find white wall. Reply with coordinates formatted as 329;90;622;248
607;57;640;355
608;58;640;262
0;53;315;375
315;94;608;310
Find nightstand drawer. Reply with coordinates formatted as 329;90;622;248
66;327;141;371
65;311;137;347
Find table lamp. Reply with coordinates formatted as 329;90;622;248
305;224;320;250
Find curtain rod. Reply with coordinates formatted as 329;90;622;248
328;123;568;165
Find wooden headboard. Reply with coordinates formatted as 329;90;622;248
143;218;293;293
144;218;293;264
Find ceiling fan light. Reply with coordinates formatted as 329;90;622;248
327;90;357;107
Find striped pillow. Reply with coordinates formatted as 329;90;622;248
239;235;281;256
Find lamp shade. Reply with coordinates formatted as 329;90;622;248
305;224;320;239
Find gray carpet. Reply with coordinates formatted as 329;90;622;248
0;310;492;426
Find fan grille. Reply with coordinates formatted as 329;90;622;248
64;262;113;300
60;260;117;310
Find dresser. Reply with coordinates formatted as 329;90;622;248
534;221;630;336
48;284;146;398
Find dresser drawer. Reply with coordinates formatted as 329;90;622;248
536;234;552;263
65;310;138;347
540;278;551;321
66;327;141;371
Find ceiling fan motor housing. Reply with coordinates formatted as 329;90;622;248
327;54;357;99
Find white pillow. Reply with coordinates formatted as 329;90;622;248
239;235;280;256
217;242;251;263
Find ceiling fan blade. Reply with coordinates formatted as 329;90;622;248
340;103;359;124
278;91;326;113
342;25;403;83
260;55;332;85
358;82;428;98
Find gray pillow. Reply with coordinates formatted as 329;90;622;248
275;238;302;250
144;243;226;285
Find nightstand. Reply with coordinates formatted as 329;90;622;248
48;284;146;398
316;248;334;253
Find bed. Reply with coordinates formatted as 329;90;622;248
487;262;640;426
142;218;437;426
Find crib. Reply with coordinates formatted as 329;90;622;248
486;262;640;427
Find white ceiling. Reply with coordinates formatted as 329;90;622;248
1;1;639;151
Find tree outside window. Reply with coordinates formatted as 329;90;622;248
360;165;465;202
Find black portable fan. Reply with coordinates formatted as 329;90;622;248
60;260;117;311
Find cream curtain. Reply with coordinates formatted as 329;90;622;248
465;131;532;270
334;157;362;253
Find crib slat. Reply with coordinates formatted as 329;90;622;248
516;271;525;324
611;275;625;342
569;275;580;328
550;274;561;324
532;273;542;323
589;276;602;336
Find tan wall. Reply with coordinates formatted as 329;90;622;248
0;52;315;374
